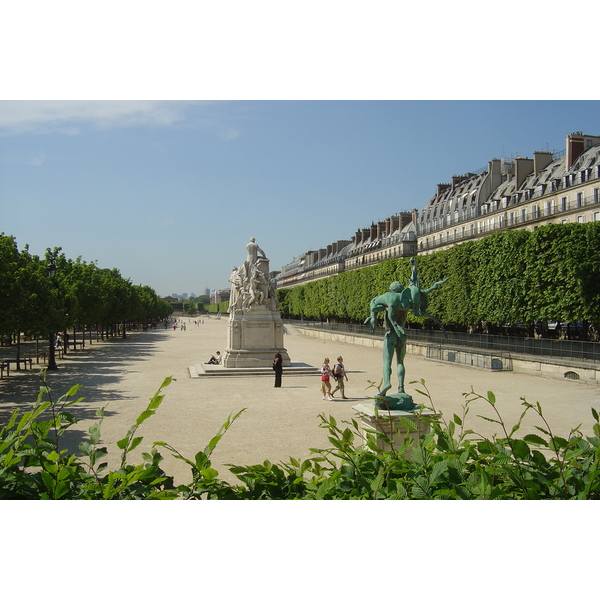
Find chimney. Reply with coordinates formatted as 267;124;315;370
377;221;386;238
534;151;553;174
362;227;371;242
399;212;412;229
488;159;502;189
451;175;467;189
437;183;451;196
355;230;362;244
412;208;418;226
370;223;377;240
566;132;585;169
385;217;392;236
515;157;534;189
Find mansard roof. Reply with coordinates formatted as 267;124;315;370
420;137;600;228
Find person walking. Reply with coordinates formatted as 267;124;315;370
331;356;348;399
273;352;283;388
320;358;333;400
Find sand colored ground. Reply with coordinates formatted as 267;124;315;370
1;316;599;486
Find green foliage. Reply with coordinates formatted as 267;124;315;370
205;301;229;314
2;373;599;499
0;234;171;339
275;222;600;330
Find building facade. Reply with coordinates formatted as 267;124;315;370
275;131;600;289
418;132;600;253
276;211;417;288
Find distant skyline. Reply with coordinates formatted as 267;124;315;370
2;100;599;296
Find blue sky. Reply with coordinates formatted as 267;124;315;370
2;100;599;296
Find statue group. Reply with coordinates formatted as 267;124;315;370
228;238;276;314
365;257;447;410
223;238;290;368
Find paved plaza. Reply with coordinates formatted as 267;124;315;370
1;317;599;486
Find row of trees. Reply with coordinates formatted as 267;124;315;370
0;234;172;344
276;222;600;337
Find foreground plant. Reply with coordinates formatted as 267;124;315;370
1;373;598;499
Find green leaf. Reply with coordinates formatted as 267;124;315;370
523;434;548;447
200;468;219;480
486;391;496;405
135;410;154;426
128;436;143;452
79;441;92;456
511;439;530;460
88;423;101;445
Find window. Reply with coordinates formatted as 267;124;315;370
575;192;583;208
560;196;568;211
594;212;600;222
578;215;586;223
593;188;599;203
509;212;516;225
531;205;540;218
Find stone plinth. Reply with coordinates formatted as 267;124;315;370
352;403;439;455
223;304;291;368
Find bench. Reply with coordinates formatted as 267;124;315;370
3;357;33;370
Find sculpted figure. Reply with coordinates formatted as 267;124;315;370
243;263;268;308
228;266;244;312
246;237;266;265
365;258;447;410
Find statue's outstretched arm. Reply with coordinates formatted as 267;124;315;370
423;278;448;294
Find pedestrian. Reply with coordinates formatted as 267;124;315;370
206;351;222;365
273;352;283;387
320;358;333;400
331;356;348;399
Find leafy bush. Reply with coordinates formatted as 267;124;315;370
1;373;599;499
276;222;600;334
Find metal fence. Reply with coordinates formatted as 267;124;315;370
287;320;600;363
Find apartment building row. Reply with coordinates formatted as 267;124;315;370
418;131;600;253
275;131;600;289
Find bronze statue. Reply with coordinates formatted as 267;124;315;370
365;257;447;410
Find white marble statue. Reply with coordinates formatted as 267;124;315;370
230;238;275;315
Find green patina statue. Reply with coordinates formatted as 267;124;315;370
364;257;447;410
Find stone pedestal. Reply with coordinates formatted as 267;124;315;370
223;303;291;368
352;403;439;455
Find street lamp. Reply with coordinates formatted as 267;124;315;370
47;260;58;370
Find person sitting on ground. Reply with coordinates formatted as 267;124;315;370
206;351;222;365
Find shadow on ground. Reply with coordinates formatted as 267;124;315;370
0;330;169;454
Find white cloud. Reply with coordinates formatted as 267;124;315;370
0;101;208;135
